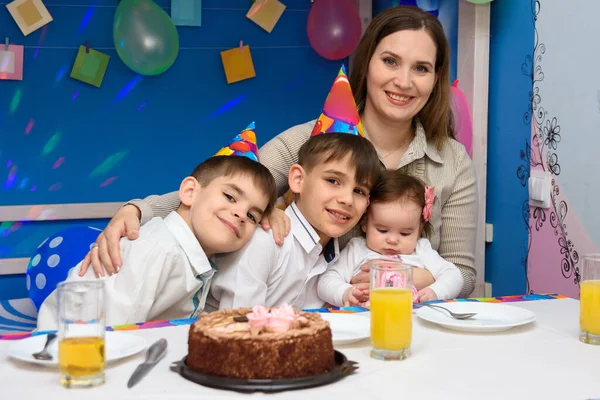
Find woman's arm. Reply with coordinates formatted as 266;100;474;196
129;191;181;225
438;148;478;297
258;120;314;196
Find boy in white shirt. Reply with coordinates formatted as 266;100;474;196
207;132;382;310
37;127;277;329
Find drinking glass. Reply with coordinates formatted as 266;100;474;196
57;281;106;388
369;260;413;360
580;254;600;344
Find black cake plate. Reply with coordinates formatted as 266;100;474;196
169;350;358;393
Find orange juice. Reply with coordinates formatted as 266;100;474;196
580;280;600;336
370;287;412;350
59;336;105;378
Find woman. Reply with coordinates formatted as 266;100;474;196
82;6;477;297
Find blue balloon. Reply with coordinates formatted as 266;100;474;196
27;226;101;310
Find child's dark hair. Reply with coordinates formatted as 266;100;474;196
297;133;382;191
369;170;433;237
190;155;277;216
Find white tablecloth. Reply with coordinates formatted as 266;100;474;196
1;298;599;399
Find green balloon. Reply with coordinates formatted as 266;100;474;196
113;0;179;76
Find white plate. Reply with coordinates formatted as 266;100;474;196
8;331;147;366
416;302;536;333
319;313;370;345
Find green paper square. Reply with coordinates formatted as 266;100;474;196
80;55;100;78
70;45;110;88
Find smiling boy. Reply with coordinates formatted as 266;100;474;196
207;133;382;310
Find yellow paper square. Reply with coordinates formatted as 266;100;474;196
220;45;256;84
6;0;53;36
17;0;41;25
246;0;286;33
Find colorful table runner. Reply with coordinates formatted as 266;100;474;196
0;293;568;340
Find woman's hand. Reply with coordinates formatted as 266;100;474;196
79;204;141;277
260;207;291;246
350;262;370;285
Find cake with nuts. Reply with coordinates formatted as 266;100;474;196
187;304;335;379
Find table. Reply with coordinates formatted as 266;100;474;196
1;298;599;399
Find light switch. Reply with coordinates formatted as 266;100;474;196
528;170;551;209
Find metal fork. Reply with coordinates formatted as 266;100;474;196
32;333;57;360
423;304;477;320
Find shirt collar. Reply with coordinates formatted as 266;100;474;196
164;211;214;276
363;119;443;165
285;203;339;262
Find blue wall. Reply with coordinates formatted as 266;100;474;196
486;0;534;295
0;0;348;299
1;0;460;301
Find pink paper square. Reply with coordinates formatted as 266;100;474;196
0;44;24;81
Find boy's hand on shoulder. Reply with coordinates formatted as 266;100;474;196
416;287;438;303
260;207;291;247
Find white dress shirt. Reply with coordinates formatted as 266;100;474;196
208;202;339;310
37;212;216;330
317;237;463;306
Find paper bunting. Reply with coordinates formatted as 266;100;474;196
70;45;110;88
171;0;201;27
220;43;256;84
311;65;365;137
246;0;286;33
6;0;53;36
214;122;259;162
0;44;24;81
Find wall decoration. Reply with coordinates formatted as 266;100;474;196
69;44;110;87
6;0;53;36
220;43;256;84
113;0;179;76
246;0;286;33
171;0;201;27
307;0;361;60
0;42;24;81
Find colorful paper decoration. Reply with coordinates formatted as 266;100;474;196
171;0;201;27
220;43;256;84
69;45;110;88
311;65;365;137
246;0;286;33
6;0;53;36
214;122;259;162
0;43;24;81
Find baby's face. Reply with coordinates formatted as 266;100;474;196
362;200;422;256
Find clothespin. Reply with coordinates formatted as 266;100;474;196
4;37;9;51
85;40;90;54
239;40;243;52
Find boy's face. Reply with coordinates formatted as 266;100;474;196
181;174;270;255
362;200;421;256
290;155;371;244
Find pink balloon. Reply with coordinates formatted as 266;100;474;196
307;0;362;61
450;80;473;158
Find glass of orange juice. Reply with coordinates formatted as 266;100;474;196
580;254;600;344
369;260;413;360
57;281;106;388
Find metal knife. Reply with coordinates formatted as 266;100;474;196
127;338;168;388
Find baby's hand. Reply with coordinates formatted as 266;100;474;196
342;284;369;306
416;287;438;303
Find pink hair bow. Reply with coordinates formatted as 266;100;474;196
422;185;435;222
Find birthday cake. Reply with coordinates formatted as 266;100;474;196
187;305;335;379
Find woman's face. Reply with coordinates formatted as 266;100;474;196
365;29;438;125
